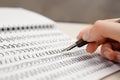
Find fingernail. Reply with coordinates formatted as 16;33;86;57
103;51;115;60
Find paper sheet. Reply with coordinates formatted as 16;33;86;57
0;28;119;80
0;8;119;80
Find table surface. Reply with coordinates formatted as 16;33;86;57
56;22;120;80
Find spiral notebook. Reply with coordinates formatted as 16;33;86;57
0;8;119;80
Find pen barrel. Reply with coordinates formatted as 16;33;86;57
76;39;88;47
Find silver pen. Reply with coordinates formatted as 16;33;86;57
62;39;88;52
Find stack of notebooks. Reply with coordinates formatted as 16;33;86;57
0;8;119;80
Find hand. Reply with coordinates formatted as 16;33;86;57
77;19;120;63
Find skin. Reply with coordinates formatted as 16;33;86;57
77;19;120;63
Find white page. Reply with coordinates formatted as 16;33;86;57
0;8;119;80
0;7;55;28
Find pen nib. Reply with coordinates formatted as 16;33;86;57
61;43;77;52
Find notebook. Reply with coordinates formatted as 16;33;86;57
0;8;119;80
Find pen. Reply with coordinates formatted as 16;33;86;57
62;19;120;52
62;39;88;52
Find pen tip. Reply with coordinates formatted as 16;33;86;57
60;49;67;52
61;43;77;52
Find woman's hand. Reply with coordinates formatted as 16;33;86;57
77;19;120;63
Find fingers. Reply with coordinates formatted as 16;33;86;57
77;30;85;40
101;40;120;63
78;19;120;42
94;20;120;42
77;26;92;40
101;43;120;63
86;42;100;53
101;43;116;61
77;19;120;53
114;51;120;63
82;20;105;42
86;39;105;53
77;18;120;63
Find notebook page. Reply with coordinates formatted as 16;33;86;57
0;8;119;80
0;7;54;29
0;27;119;80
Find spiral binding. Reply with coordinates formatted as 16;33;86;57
0;24;54;32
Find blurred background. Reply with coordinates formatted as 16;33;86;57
0;0;120;23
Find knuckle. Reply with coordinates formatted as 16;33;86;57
94;20;103;28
